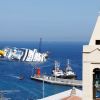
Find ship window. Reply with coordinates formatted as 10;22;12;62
96;40;100;45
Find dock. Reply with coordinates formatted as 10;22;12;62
31;75;82;87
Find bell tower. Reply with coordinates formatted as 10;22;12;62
83;16;100;100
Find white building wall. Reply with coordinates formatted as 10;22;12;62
89;16;100;45
83;16;100;100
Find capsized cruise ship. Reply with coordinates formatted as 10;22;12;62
0;47;48;62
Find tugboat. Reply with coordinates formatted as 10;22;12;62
52;61;64;78
63;59;77;79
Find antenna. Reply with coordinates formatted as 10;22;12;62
67;59;70;65
55;60;60;67
66;59;72;71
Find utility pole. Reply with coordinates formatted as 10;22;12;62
39;37;42;52
42;75;44;98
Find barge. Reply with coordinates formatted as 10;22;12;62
31;60;81;87
31;75;82;87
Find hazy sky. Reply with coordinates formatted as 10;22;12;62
0;0;100;42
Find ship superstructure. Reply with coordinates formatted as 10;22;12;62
1;47;48;62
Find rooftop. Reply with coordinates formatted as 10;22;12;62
40;87;82;100
62;96;81;100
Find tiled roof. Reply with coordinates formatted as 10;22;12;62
40;87;82;100
96;98;100;100
61;96;82;100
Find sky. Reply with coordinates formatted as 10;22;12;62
0;0;100;42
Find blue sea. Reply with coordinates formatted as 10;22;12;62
0;41;84;100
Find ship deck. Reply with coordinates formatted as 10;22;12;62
31;75;82;87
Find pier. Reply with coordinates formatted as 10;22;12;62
31;75;82;87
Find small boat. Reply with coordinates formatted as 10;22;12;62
63;59;77;79
52;61;64;78
18;75;24;80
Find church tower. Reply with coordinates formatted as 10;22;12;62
83;16;100;100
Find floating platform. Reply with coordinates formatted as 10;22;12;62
31;75;82;87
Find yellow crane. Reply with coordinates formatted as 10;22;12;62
0;50;5;56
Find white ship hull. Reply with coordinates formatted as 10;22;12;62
3;47;48;62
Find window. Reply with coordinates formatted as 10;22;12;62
96;40;100;45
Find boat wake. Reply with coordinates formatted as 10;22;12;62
7;74;22;79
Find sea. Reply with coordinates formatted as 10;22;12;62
0;41;92;100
